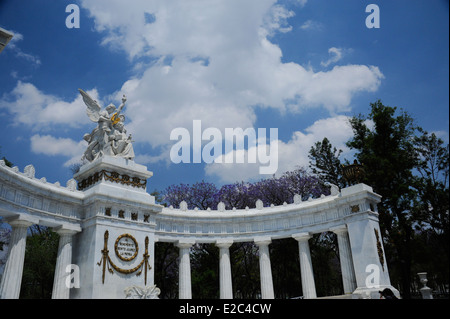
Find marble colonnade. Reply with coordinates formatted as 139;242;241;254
176;227;356;299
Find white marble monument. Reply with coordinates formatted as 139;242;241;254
0;89;400;299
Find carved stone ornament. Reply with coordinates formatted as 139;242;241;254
77;169;147;191
115;233;139;262
97;231;151;285
124;285;160;299
374;228;385;271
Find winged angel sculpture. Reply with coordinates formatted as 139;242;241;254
79;89;135;162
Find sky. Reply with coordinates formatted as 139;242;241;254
0;0;448;194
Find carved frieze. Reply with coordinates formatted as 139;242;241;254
77;169;147;191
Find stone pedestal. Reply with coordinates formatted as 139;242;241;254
71;156;162;299
346;213;399;298
417;272;433;299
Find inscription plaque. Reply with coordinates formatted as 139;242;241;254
115;234;139;261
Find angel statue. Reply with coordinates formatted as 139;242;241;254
79;89;135;162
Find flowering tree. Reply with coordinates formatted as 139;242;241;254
162;181;219;210
161;168;328;211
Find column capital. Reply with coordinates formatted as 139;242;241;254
176;240;195;249
216;240;233;249
53;224;82;236
254;236;271;246
330;225;348;235
292;232;312;242
5;214;38;228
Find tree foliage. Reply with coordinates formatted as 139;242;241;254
344;100;449;298
20;226;59;299
309;137;345;188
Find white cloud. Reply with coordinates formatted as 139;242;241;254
1;1;384;171
321;47;343;67
79;0;384;119
86;0;383;153
6;31;41;66
0;81;97;129
30;135;86;167
299;19;323;31
205;115;355;183
264;4;296;36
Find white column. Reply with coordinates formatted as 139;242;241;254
0;217;33;299
331;225;357;294
51;227;79;299
217;240;233;299
293;233;317;299
255;238;274;299
176;241;194;299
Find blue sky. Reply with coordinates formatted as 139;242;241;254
0;0;448;194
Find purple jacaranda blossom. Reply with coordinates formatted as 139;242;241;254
161;167;327;211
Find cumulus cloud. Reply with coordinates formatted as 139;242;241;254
30;134;86;167
77;0;383;154
205;115;355;183
2;1;384;171
0;82;98;129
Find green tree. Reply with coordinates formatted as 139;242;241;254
308;137;345;188
413;130;449;234
20;226;59;299
411;131;449;290
346;100;419;298
154;242;180;299
191;244;219;299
